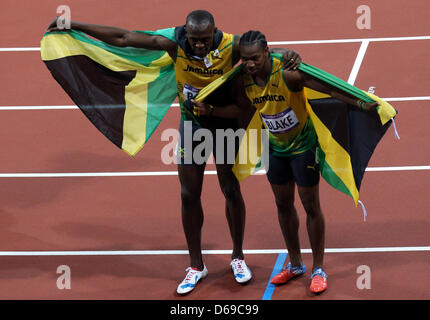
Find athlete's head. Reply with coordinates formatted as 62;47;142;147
239;30;270;75
185;10;217;58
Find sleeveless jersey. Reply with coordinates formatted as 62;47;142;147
244;56;317;156
174;31;235;122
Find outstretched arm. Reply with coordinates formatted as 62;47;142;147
46;18;176;58
284;69;378;112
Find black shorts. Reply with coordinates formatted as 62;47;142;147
177;118;240;165
266;148;320;187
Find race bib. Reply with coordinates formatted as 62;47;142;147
183;83;200;100
261;107;300;134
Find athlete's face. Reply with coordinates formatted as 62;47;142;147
185;22;216;58
240;43;270;75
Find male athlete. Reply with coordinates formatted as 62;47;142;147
193;30;377;294
47;12;302;295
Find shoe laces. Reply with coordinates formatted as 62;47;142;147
184;267;198;281
232;259;245;273
311;268;327;280
283;262;304;275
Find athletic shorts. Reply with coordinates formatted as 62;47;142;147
266;147;320;187
177;117;240;165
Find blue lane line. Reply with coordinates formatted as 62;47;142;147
261;252;287;300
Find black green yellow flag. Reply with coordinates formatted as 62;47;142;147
194;62;397;206
40;28;178;156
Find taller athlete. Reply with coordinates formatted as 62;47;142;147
47;11;302;295
193;30;377;294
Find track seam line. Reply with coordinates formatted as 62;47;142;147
0;166;429;178
1;96;429;111
0;246;429;256
1;35;430;52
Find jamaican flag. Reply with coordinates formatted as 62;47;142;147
40;28;178;156
193;62;397;206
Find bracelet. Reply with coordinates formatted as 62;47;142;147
356;100;366;110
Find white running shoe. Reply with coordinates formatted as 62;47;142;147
230;259;252;283
176;265;208;295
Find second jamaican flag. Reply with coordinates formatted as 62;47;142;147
193;62;397;206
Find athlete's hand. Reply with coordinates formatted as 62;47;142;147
46;17;61;32
363;102;378;112
46;17;72;32
357;100;378;112
282;49;302;71
191;100;213;117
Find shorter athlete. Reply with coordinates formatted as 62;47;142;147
192;30;377;294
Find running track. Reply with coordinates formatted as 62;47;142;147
0;0;429;300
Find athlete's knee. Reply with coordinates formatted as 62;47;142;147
301;198;322;218
181;187;201;207
275;199;295;216
298;185;321;217
220;182;242;202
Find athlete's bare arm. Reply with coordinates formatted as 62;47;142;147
46;18;177;59
283;69;378;112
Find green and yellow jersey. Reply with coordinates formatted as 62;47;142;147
243;56;317;156
173;28;235;122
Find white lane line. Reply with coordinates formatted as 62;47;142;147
364;166;430;172
2;35;430;52
0;103;180;110
0;246;428;256
383;96;430;102
0;105;79;110
269;35;430;45
0;166;429;178
0;97;429;111
348;40;370;85
0;47;40;52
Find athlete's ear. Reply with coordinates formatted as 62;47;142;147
264;46;270;57
213;26;218;35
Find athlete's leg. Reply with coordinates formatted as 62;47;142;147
270;181;303;267
291;148;325;272
266;152;304;267
215;163;246;260
178;163;206;270
297;183;325;271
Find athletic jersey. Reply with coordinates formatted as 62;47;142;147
173;27;235;122
244;56;317;156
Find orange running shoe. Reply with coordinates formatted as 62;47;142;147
270;262;306;285
309;268;328;293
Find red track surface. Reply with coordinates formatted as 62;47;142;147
0;0;429;301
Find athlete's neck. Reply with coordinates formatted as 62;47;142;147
253;56;272;86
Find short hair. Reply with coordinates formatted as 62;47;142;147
186;10;215;27
239;30;267;49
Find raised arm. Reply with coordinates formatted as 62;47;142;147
284;69;378;112
46;18;177;58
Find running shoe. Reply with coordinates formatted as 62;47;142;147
176;265;208;295
309;268;328;293
230;259;252;283
270;262;306;284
